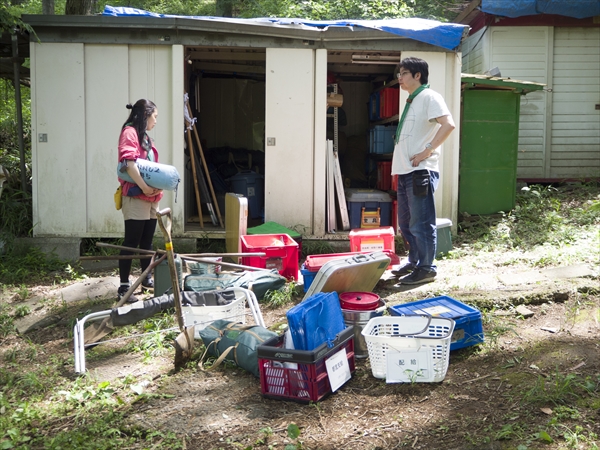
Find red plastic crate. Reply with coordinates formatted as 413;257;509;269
258;327;355;403
391;174;398;191
379;87;399;119
304;251;398;273
377;161;392;191
240;234;299;280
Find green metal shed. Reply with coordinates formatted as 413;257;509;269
459;74;545;215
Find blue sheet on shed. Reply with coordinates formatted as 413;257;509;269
481;0;600;19
103;5;468;51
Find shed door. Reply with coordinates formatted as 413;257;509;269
265;48;321;233
550;27;600;179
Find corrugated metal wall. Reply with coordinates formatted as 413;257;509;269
462;25;600;180
551;27;600;178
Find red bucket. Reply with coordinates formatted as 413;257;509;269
339;292;381;311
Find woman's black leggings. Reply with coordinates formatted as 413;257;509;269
119;218;157;284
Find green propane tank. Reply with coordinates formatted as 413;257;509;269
154;254;183;296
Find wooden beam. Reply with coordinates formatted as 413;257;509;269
455;0;482;24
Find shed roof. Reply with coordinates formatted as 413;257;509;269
102;5;469;51
462;73;545;94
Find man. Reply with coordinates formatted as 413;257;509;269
391;57;455;285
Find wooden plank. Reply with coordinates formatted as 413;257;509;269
332;147;350;231
326;140;336;233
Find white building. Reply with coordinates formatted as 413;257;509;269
456;0;600;181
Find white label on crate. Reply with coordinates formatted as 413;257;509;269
415;306;452;316
385;350;432;384
360;239;384;252
325;348;351;392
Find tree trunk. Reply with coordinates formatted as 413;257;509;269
64;0;93;15
42;0;55;15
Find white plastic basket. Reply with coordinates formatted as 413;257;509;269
182;290;246;338
361;315;455;382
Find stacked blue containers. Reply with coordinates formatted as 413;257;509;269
369;125;396;154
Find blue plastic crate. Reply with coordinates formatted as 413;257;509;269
388;296;484;351
368;92;380;121
300;264;317;293
369;125;395;154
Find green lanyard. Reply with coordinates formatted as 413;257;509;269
394;84;430;145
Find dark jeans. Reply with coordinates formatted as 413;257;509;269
396;170;439;272
119;219;157;284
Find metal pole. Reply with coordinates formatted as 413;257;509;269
11;33;26;193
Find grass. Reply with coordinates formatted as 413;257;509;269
0;183;598;449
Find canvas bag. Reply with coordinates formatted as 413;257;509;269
114;185;123;210
198;319;277;377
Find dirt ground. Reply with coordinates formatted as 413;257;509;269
5;251;600;450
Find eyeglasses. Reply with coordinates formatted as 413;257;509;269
397;71;411;78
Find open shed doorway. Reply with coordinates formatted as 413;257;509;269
183;47;266;232
325;50;400;231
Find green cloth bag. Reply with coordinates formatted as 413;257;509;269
199;319;278;377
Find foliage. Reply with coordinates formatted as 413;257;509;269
0;246;73;285
263;280;298;308
6;0;467;21
455;183;600;253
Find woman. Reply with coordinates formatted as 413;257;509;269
117;99;163;302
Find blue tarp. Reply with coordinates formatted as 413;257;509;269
103;6;468;51
481;0;600;19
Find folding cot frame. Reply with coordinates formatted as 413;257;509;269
73;287;265;374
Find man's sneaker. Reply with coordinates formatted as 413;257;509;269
391;261;416;277
117;285;139;303
399;268;437;285
141;277;154;291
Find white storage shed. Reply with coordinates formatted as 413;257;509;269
24;8;467;254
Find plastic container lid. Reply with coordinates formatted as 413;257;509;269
339;292;381;311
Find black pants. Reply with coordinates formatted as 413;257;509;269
119;219;157;284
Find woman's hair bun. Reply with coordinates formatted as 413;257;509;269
126;104;133;110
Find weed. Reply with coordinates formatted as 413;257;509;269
263;281;298;308
14;304;30;318
523;369;582;405
301;240;335;257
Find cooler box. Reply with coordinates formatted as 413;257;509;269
240;233;299;280
376;161;392;191
247;221;302;255
349;227;395;254
228;171;264;219
388;295;484;351
345;188;392;229
302;250;398;293
436;218;453;257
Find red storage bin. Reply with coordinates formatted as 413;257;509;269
391;174;398;191
379;87;399;119
377;161;392;191
258;327;355;403
349;227;395;254
240;234;299;280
